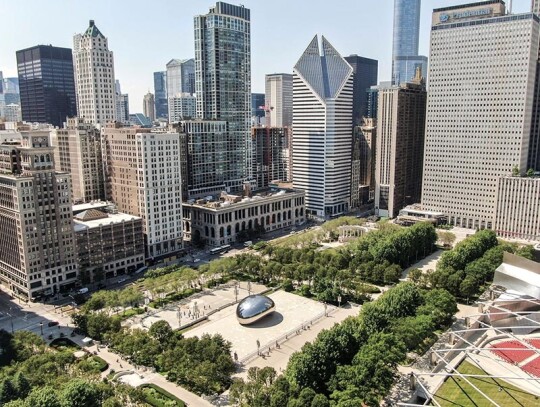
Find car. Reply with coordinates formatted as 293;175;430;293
118;278;128;284
193;258;201;263
47;321;59;327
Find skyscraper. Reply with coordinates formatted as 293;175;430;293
194;2;251;191
533;0;540;14
251;93;265;126
153;71;168;119
344;55;378;126
375;70;426;218
168;94;196;123
392;0;427;85
252;127;290;189
16;45;77;127
143;92;155;122
265;73;293;128
422;1;540;231
0;129;78;300
292;35;353;218
73;20;116;126
166;59;195;97
51;117;105;203
115;81;129;124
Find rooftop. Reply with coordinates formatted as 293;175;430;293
185;188;303;210
73;210;141;232
73;201;114;215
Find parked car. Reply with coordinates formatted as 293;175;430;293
118;278;128;284
47;321;59;327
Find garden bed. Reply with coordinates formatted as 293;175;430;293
140;383;185;407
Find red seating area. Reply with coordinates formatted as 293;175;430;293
527;339;540;349
522;357;540;377
490;341;535;363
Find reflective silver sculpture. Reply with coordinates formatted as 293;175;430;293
236;294;276;325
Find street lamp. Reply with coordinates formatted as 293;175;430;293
40;322;43;335
337;295;342;308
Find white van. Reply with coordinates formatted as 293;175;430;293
77;287;89;295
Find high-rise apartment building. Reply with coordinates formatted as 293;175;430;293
166;59;195;97
351;118;376;209
533;0;540;14
51;117;105;203
292;35;353;218
344;55;378;126
375;71;426;218
73;20;116;126
265;73;293;128
153;71;168;119
194;2;251;191
16;45;77;128
251;93;265;126
143;92;155;122
0;129;78;300
392;0;428;85
422;1;540;231
4;104;22;122
168;93;196;123
102;124;183;259
252;127;290;189
114;80;129;124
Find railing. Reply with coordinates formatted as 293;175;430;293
239;305;338;365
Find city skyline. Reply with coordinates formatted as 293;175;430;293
1;0;530;113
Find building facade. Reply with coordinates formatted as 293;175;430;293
115;93;129;125
495;176;540;241
292;35;354;218
168;94;196;123
16;45;77;128
183;189;305;247
351;118;376;209
51;117;105;203
392;0;428;85
166;59;195;97
153;71;168;119
421;2;540;230
194;2;251;191
0;130;78;300
344;55;378;126
252;127;290;190
534;0;540;14
143;92;155;122
251;93;265;126
73;20;116;126
4;104;22;122
102;124;183;260
375;72;426;218
73;206;145;283
265;73;293;128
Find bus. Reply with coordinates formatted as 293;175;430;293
209;245;232;255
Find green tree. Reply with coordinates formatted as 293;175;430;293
0;379;16;404
460;276;478;303
408;268;422;284
26;386;62;407
438;231;456;248
311;394;330;407
61;380;100;407
512;165;519;176
148;320;173;343
527;168;535;177
12;371;31;399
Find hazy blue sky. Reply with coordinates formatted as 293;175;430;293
0;0;529;112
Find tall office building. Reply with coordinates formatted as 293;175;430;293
73;20;116;126
351;118;376;209
0;71;3;94
0;130;78;300
16;45;77;128
251;93;265;126
166;59;195;97
115;94;129;124
392;0;428;85
344;55;378;126
51;117;105;203
168;94;196;123
533;0;540;14
2;78;20;105
102;124;183;259
422;1;540;231
252;127;290;189
4;104;22;122
375;70;426;218
292;35;353;218
143;92;155;122
153;71;168;119
265;73;293;128
194;2;251;191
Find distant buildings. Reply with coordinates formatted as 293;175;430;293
168;93;196;123
51;117;105;203
421;1;540;232
16;45;77;127
143;92;155;122
4;104;22;122
375;70;426;218
153;71;168;119
351;118;376;209
392;0;427;85
344;55;378;126
166;59;195;97
264;73;293;128
73;203;145;283
0;129;78;300
73;20;116;126
534;0;540;14
114;80;129;124
102;124;183;260
251;93;265;126
252;127;290;190
292;35;353;218
195;2;251;192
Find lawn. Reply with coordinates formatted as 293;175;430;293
432;361;540;406
140;383;185;407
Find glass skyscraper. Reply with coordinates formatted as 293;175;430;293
153;71;168;119
194;2;251;191
344;55;378;126
16;45;77;127
392;0;427;85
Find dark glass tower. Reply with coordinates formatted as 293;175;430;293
153;71;168;119
344;55;378;126
16;45;77;127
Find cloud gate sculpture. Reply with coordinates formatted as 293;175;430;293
236;294;276;325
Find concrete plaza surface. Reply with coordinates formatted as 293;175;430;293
183;290;327;361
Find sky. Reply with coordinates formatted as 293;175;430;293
0;0;530;112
